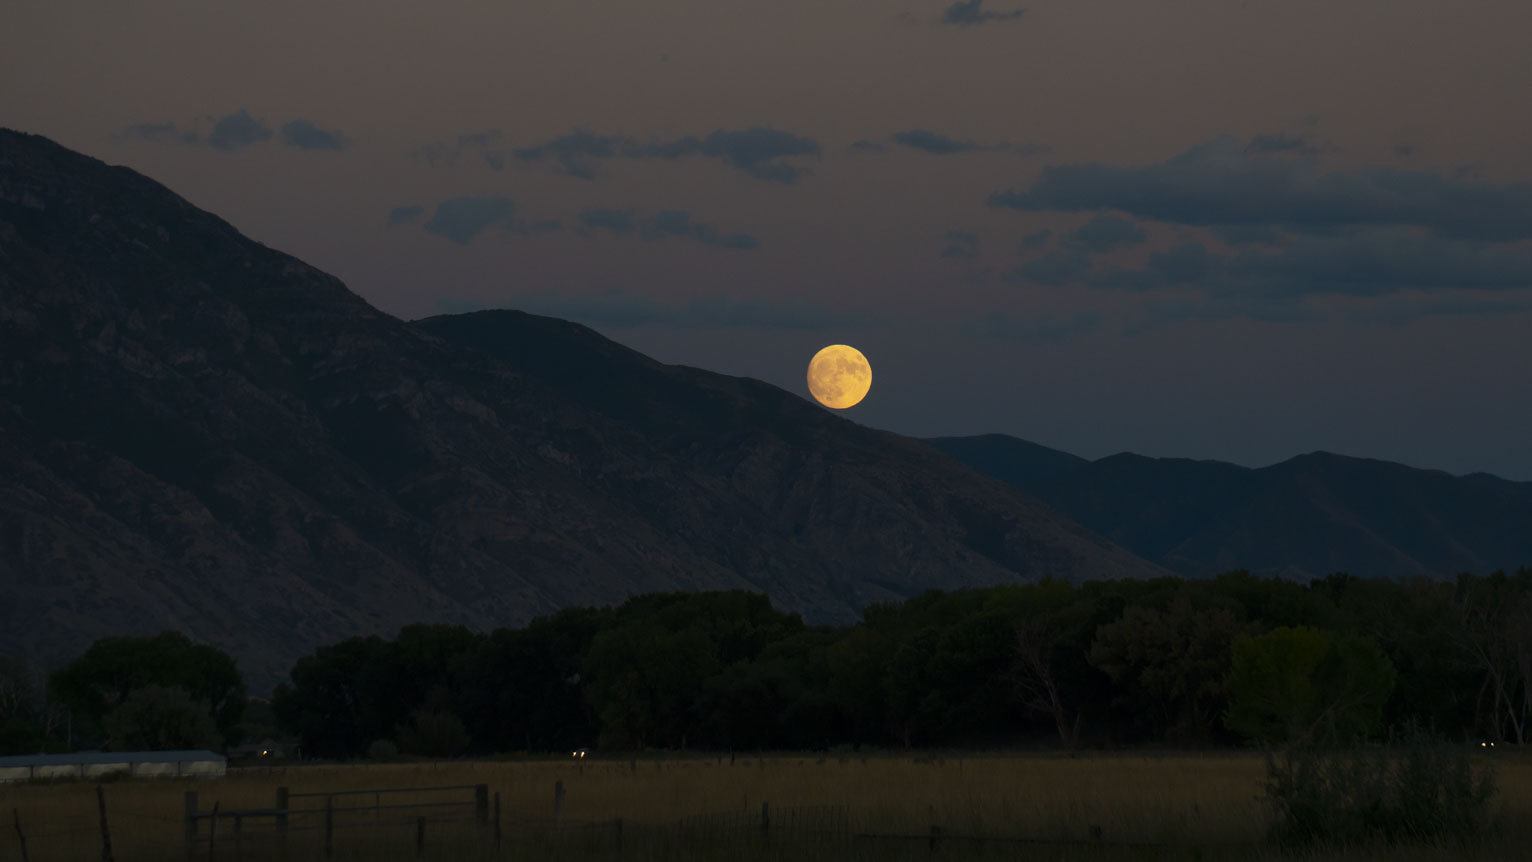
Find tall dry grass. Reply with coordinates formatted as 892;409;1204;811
0;751;1523;861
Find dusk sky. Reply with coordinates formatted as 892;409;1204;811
5;0;1532;478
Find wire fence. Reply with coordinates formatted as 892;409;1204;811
6;781;1270;862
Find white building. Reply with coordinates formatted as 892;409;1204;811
0;750;226;783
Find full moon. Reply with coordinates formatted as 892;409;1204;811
806;344;872;409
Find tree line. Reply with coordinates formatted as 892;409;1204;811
2;569;1529;758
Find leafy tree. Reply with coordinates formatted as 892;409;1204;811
457;607;609;753
1224;626;1396;748
1454;571;1532;744
396;708;470;758
824;625;894;747
1088;591;1247;742
583;623;719;749
0;656;35;723
100;685;220;751
272;635;395;759
50;631;245;745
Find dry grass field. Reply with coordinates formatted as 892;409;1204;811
1;751;1525;861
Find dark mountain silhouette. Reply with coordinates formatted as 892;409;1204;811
928;436;1532;580
0;129;1165;689
922;434;1088;487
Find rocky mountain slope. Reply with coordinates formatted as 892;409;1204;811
928;436;1532;580
0;130;1164;689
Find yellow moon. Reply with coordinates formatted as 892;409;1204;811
806;344;872;409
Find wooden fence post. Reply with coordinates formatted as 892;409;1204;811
208;802;220;862
184;792;198;862
760;802;769;849
493;792;501;851
928;824;941;853
323;796;333;858
553;780;565;820
95;785;115;862
274;786;288;860
13;807;30;862
474;785;488;827
273;788;288;833
415;817;425;856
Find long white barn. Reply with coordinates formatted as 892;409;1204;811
0;750;226;782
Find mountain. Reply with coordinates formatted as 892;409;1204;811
922;434;1088;487
0;130;1165;690
928;435;1532;579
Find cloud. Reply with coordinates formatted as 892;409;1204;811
511;126;820;183
573;208;757;249
850;139;887;154
119;112;350;153
1212;224;1281;246
642;210;760;249
280;119;349;150
386;204;425;226
889;129;1026;155
891;129;981;155
1223;230;1532;298
206;110;272;150
117;122;198;145
1345;296;1532;326
941;0;1026;26
1003;248;1091;286
423;196;517;244
941;229;980;259
479;290;864;330
1017;228;1052;250
510;130;626;178
1084;229;1532;325
409;130;506;170
695;128;821;183
578;208;637;234
989;135;1532;241
1064;213;1147;253
1245;132;1315;155
962;310;1102;343
1089;243;1215;291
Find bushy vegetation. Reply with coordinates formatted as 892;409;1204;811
263;569;1532;758
4;568;1529;762
1264;724;1499;849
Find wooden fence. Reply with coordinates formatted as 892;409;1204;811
183;783;489;860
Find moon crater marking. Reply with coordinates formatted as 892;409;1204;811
807;344;872;409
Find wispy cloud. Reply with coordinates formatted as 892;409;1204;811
941;0;1025;27
989;135;1532;241
455;290;867;330
386;204;425;226
423;196;518;244
116;122;198;145
117;111;352;153
507;126;821;183
206;110;273;150
575;209;758;249
281;119;350;151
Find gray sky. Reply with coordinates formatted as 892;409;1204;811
5;0;1532;477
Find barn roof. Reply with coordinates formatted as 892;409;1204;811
0;750;225;767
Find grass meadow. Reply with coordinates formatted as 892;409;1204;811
1;751;1525;861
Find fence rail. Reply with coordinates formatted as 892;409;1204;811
183;783;490;860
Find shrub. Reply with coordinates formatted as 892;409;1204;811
1264;724;1497;849
366;739;399;761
